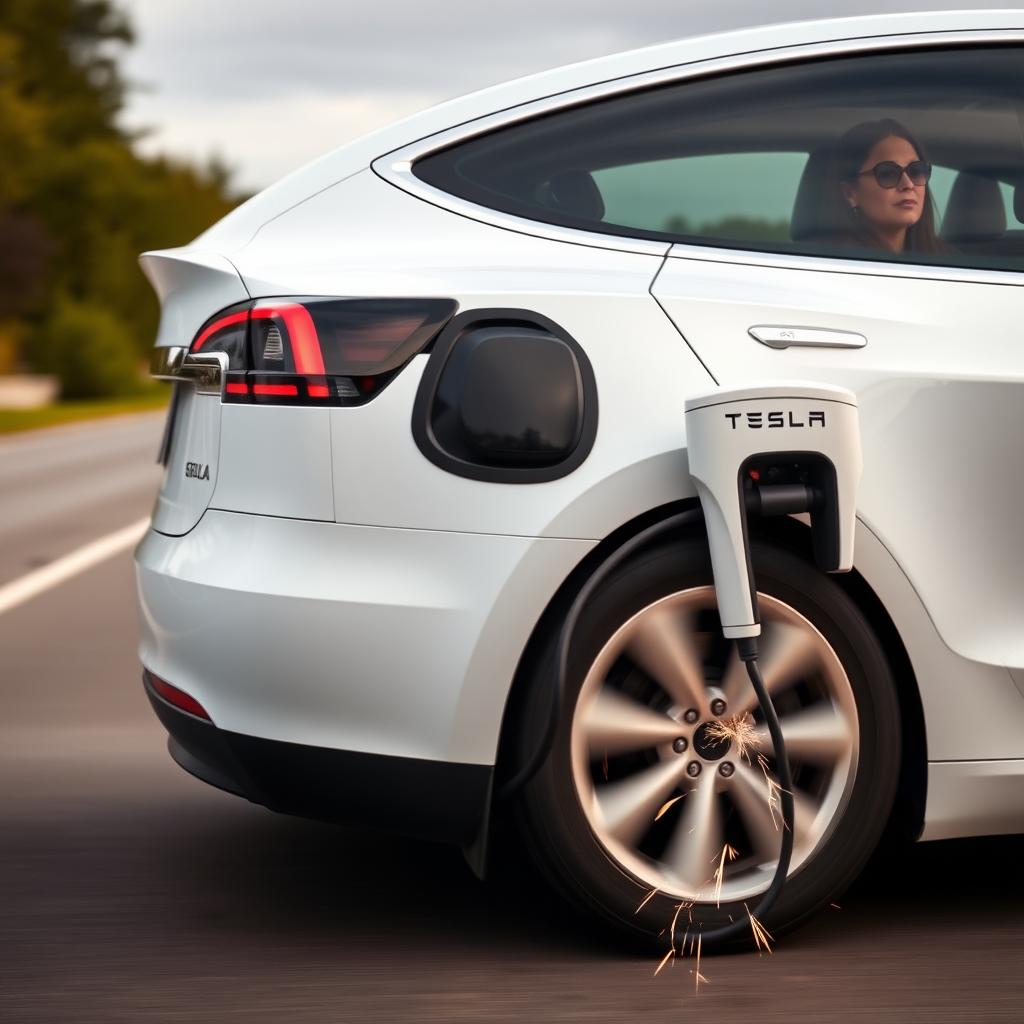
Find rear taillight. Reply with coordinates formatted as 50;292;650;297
190;298;457;405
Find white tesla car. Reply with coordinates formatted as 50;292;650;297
137;10;1024;947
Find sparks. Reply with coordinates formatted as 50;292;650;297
744;901;775;954
712;843;739;908
654;947;675;976
703;712;761;763
655;794;684;821
693;933;708;994
757;752;784;830
635;888;660;914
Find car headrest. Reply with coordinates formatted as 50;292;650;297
942;172;1006;243
790;144;835;242
537;169;605;222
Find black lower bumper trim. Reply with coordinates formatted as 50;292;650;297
143;672;492;847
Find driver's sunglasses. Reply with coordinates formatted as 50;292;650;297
858;160;932;189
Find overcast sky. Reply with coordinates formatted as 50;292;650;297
118;0;1018;193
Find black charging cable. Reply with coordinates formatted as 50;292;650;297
495;506;796;945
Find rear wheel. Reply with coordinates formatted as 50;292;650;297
512;533;901;948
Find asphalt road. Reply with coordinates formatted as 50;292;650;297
1;413;1022;1023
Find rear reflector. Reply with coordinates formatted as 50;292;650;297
148;672;212;721
190;298;457;406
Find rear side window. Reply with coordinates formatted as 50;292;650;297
414;46;1024;272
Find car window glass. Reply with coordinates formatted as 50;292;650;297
414;47;1024;272
593;152;807;241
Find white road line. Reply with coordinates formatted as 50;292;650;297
0;517;150;617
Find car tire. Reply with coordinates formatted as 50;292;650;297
510;531;901;950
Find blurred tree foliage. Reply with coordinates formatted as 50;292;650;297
0;0;240;391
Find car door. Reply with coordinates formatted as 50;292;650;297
642;44;1024;682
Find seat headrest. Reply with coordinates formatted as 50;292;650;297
790;144;835;242
942;172;1006;243
537;169;605;222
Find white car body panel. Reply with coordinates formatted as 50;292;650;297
136;511;592;764
137;11;1024;849
234;169;709;538
852;521;1024;764
141;251;249;352
151;390;221;536
653;253;1024;670
212;405;335;522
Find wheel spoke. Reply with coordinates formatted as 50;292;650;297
582;687;687;757
719;646;748;711
724;761;782;863
727;621;821;715
753;704;854;766
625;606;709;715
594;758;690;847
723;759;820;858
661;771;723;895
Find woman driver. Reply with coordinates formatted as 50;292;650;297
828;118;948;255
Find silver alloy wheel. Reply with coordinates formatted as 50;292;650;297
571;587;859;903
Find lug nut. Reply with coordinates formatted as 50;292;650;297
710;698;727;717
683;708;699;724
686;761;702;778
672;737;688;754
719;761;735;778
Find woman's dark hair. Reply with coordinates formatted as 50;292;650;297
827;118;946;253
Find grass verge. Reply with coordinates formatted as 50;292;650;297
0;389;171;436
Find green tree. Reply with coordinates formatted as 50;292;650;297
0;0;241;393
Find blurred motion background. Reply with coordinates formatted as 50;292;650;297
1;0;1019;411
2;5;1023;1021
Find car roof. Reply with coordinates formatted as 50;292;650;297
186;9;1024;254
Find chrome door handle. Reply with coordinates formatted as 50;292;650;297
749;326;867;350
150;347;227;395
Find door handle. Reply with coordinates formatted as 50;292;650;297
749;326;867;350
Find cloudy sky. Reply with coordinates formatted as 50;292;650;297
118;0;1015;194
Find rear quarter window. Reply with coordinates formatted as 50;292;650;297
414;45;1024;272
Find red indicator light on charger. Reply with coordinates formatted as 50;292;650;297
225;382;249;395
148;672;211;721
253;383;298;396
749;470;760;481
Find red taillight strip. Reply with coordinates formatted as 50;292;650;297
252;304;325;375
192;310;250;351
225;382;249;395
149;673;211;720
253;383;298;396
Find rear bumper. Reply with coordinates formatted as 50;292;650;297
144;671;492;846
135;509;590;765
